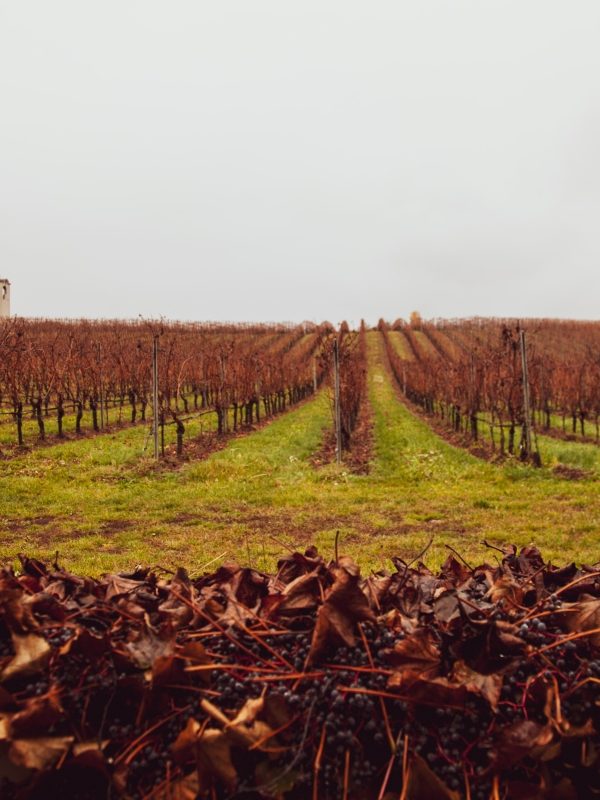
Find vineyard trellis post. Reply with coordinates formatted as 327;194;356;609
152;334;159;461
333;339;342;465
313;357;317;393
97;342;105;430
520;330;533;459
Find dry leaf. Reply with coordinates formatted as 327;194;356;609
1;633;51;682
9;735;74;770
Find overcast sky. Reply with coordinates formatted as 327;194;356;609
1;2;600;325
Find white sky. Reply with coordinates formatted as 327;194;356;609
1;1;600;325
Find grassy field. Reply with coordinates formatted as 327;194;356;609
1;332;599;575
471;409;600;475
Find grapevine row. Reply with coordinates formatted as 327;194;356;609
0;318;333;453
381;317;600;460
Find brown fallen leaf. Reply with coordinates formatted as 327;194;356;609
450;660;503;709
172;718;203;764
307;557;375;664
9;693;63;738
196;728;237;791
492;720;554;768
387;673;470;706
433;590;461;626
407;752;461;799
149;770;200;800
564;595;600;647
276;569;322;615
9;735;74;770
0;633;51;682
103;574;145;601
387;628;441;680
192;696;277;792
486;573;524;606
124;628;174;670
0;714;11;740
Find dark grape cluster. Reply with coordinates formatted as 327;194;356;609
4;544;600;799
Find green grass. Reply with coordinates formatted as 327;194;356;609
473;411;600;475
531;411;599;445
0;393;207;447
387;331;414;361
1;332;599;576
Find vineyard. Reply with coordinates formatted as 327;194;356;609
0;319;330;457
0;318;374;470
1;316;600;799
3;316;600;470
381;317;600;464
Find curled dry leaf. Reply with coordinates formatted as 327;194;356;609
196;728;237;790
450;660;503;709
1;542;600;799
387;628;441;681
307;557;375;664
9;736;74;771
407;753;461;800
149;771;200;800
564;595;600;647
0;634;51;682
493;720;554;768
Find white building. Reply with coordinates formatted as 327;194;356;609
0;279;10;318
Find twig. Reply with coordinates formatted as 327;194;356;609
377;754;395;800
395;534;434;593
481;539;505;555
444;544;474;571
531;626;600;656
268;534;298;555
405;534;434;569
195;552;228;574
399;734;410;800
463;764;472;800
343;749;351;800
313;722;327;800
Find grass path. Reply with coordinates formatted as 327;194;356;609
362;331;600;565
1;332;599;574
368;332;484;483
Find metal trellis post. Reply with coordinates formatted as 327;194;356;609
333;339;342;465
152;335;159;460
520;330;533;459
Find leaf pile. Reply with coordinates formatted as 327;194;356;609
2;544;600;799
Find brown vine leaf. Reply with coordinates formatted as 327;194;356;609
564;596;600;646
307;557;375;664
407;753;460;799
150;771;200;800
276;570;322;616
124;629;174;670
9;735;74;770
103;574;143;601
9;694;63;738
0;633;51;682
172;718;203;764
493;720;554;768
450;660;503;709
387;628;441;681
486;573;524;606
196;728;237;790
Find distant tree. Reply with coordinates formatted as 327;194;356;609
409;311;423;330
